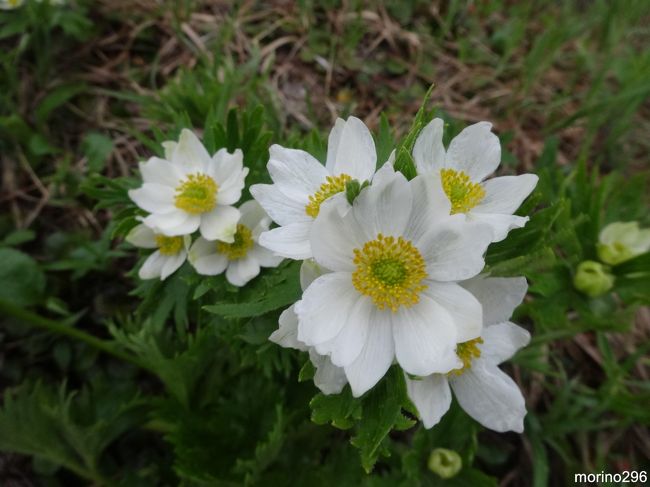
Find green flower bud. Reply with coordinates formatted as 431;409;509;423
597;221;650;265
427;448;462;479
573;261;614;297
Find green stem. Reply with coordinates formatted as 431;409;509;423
0;299;150;372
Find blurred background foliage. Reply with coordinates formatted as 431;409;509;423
0;0;649;485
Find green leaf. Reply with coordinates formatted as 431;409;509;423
81;132;114;173
310;387;360;430
34;83;86;126
204;262;301;319
0;248;45;307
352;366;408;472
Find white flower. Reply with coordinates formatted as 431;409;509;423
294;165;495;397
412;119;538;242
188;200;283;287
250;116;378;260
269;260;348;395
0;0;23;9
128;129;248;242
405;275;530;433
126;223;190;280
597;221;650;265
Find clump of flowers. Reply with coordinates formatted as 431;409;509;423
262;116;537;433
126;129;282;285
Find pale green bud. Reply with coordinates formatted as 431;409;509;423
597;221;650;265
573;261;614;297
427;448;462;479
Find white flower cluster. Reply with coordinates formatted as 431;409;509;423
126;129;282;286
263;117;538;433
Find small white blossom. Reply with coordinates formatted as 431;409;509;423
251;117;378;260
188;200;283;287
405;275;530;433
412;119;538;242
126;223;190;281
128;129;247;243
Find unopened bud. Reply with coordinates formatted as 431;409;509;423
428;448;462;479
597;221;650;265
573;261;614;297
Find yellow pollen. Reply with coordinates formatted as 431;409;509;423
449;337;484;376
352;234;427;312
440;168;485;214
155;235;184;256
217;224;254;260
305;173;352;218
174;173;218;214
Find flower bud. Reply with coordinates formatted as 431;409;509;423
427;448;462;479
597;221;650;265
573;261;614;297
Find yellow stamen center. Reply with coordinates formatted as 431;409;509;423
217;224;254;260
305;173;352;218
174;173;218;214
155;235;184;256
352;234;427;312
449;337;484;376
440;168;485;214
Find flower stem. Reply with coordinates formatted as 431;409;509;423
0;298;150;372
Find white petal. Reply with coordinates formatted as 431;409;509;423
125;223;157;248
467;212;529;243
210;149;247;205
199;205;241;242
405;373;452;429
269;305;308;351
139;157;184;187
258;222;312;260
325;118;345;172
353;167;412;238
128;184;176;213
413;118;446;175
295;272;358;346
188;238;229;276
162;141;177;160
314;296;373;367
480;322;530;364
248;245;283;268
475;174;538;215
344;309;394;397
268;145;328;201
209;148;243;183
445;122;501;182
418;217;493;282
310;197;366;272
327;116;376;181
460;275;528;325
450;361;526;433
299;259;329;290
143;211;200;236
250;183;310;226
138;251;166;279
226;256;261;286
238;200;269;232
404;174;452;243
422;282;482;343
170;129;211;172
309;350;348;395
392;295;462;376
160;250;187;280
